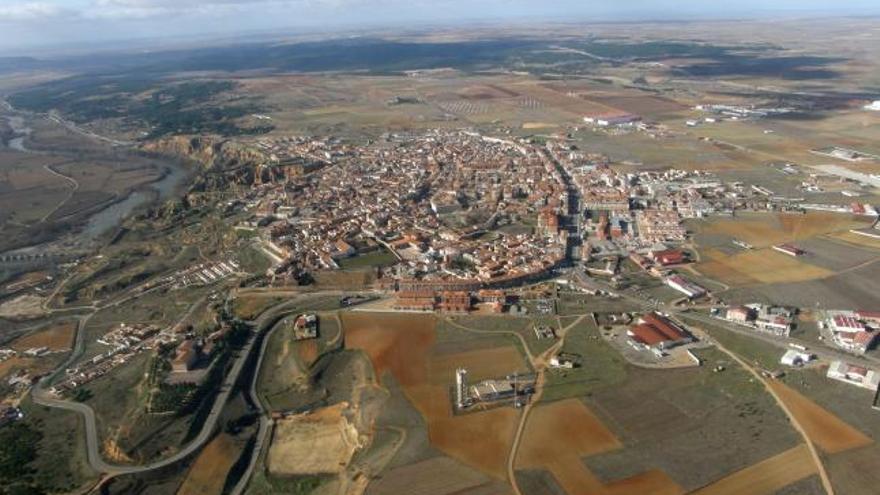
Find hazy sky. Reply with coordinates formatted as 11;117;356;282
1;0;879;54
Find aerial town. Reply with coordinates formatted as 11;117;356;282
2;9;880;495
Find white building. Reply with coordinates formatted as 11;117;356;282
780;350;813;367
827;361;880;391
664;275;707;299
864;101;880;111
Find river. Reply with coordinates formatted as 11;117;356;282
3;113;189;245
5;116;31;152
80;163;188;240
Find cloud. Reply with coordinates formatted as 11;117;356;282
86;0;365;19
0;2;73;21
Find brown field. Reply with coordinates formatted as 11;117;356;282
429;346;529;382
343;312;523;479
691;444;817;495
0;356;36;379
826;445;880;495
522;122;558;129
11;322;76;351
177;434;238;495
604;469;684;495
696;248;833;285
458;84;519;100
517;399;622;495
366;456;496;495
342;312;436;386
0;294;46;319
826;231;880;250
296;339;319;367
581;94;686;117
768;381;873;454
699;212;869;249
507;81;617;117
266;402;360;476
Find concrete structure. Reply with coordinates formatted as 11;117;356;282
726;306;754;323
664;275;707;299
780;350;813;367
650;249;686;266
827;361;880;391
292;314;318;340
584;113;642;127
455;368;468;410
773;244;804;257
470;379;516;402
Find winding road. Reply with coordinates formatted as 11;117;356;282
31;297;296;478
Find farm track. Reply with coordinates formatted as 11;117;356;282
700;329;834;495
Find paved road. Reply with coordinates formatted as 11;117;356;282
228;302;293;495
31;299;295;477
571;272;880;368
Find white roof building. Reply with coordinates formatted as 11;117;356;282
780;350;813;367
827;360;880;391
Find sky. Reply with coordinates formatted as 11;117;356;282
1;0;879;54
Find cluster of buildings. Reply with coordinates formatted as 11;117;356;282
722;304;797;337
811;147;879;163
167;324;233;382
583;112;642;128
693;103;793;121
0;345;54;363
161;258;240;289
240;131;569;289
52;323;176;395
454;367;536;410
394;289;509;313
821;310;880;355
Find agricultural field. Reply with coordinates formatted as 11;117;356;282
690;444;817;495
267;402;361;476
540;318;628;402
768;381;872;454
515;398;623;495
690;211;880;302
777;367;880;494
583;348;802;492
9;320;76;351
178;434;242;495
692;211;872;250
343;312;528;479
696;248;833;286
366;456;504;495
